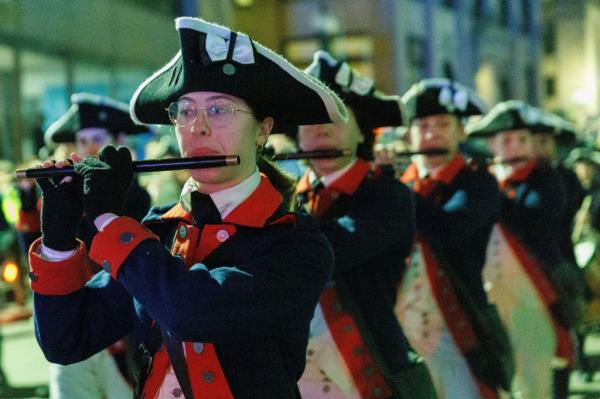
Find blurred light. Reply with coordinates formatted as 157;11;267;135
571;87;593;106
233;0;255;8
2;261;18;284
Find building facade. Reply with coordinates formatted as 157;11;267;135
0;0;544;163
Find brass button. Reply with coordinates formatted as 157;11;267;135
202;371;215;383
102;260;111;273
119;232;134;244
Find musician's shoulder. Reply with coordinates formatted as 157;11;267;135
142;201;179;224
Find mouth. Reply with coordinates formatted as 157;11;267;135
189;149;222;157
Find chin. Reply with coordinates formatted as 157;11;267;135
190;168;227;184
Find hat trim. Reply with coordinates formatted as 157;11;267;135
71;93;130;113
132;17;348;126
129;50;182;125
44;104;78;146
402;78;488;118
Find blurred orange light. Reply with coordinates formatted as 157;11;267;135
3;262;19;284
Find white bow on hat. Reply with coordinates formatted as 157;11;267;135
438;85;468;112
334;63;373;96
205;32;255;64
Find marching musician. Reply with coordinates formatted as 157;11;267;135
294;51;436;399
28;17;345;398
468;100;585;399
395;79;512;399
18;93;152;399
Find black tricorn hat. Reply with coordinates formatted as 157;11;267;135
304;50;404;129
402;78;487;124
45;93;149;145
466;100;547;138
530;111;577;146
130;18;347;132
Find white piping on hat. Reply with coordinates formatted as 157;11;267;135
71;93;129;113
176;17;348;125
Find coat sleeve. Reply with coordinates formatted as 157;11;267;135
89;215;333;343
317;178;415;274
29;240;136;365
415;169;501;248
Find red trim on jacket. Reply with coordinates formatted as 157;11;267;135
499;225;574;366
160;174;284;228
401;154;466;197
419;236;499;398
143;175;293;399
29;239;91;295
297;159;374;217
320;287;392;399
498;160;536;191
89;217;159;279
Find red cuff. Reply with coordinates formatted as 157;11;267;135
89;216;158;279
28;238;89;295
17;209;41;233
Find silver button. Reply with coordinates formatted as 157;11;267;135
222;63;236;75
333;303;343;313
216;229;229;242
179;226;187;239
172;387;183;397
119;232;134;244
364;366;374;377
193;342;204;353
202;371;215;383
102;260;111;273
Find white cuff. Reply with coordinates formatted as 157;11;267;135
40;245;77;262
94;213;119;231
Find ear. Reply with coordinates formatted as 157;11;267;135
257;117;274;146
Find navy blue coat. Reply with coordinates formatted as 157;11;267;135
297;160;417;379
30;177;333;399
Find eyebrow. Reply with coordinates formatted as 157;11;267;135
179;95;239;104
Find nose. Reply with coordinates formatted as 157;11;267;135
190;110;211;136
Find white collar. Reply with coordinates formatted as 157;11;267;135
180;168;261;219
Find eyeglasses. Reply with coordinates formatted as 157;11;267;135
166;100;253;128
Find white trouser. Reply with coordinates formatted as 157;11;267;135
50;349;132;399
426;329;481;399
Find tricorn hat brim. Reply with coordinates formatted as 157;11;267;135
130;18;348;133
45;93;149;145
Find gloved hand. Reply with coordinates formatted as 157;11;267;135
17;181;39;212
74;145;134;223
36;161;84;251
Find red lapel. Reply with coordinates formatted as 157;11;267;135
401;154;466;196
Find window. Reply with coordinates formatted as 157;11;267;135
545;77;556;97
521;0;532;33
407;35;426;71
